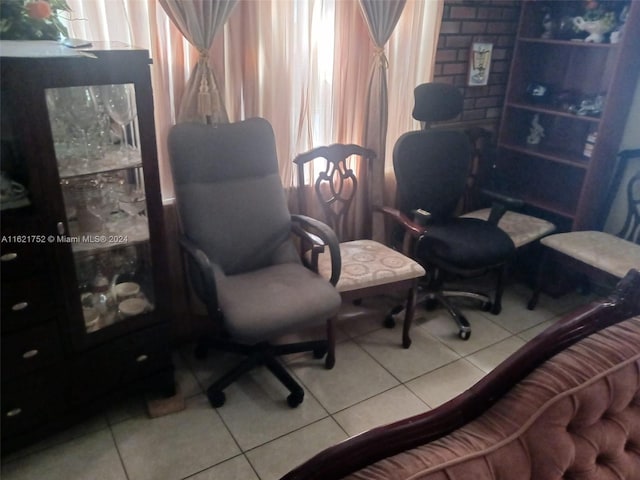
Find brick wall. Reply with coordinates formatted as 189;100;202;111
434;0;522;128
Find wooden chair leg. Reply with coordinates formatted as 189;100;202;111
528;248;550;310
402;281;418;349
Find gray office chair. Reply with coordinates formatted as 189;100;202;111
168;118;342;408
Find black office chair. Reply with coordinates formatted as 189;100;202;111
168;118;342;408
384;83;516;340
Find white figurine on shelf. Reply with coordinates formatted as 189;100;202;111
527;114;545;145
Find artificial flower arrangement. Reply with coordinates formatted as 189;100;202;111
0;0;71;41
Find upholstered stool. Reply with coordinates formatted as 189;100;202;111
540;231;640;278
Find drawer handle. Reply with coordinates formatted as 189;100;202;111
1;253;18;262
136;354;148;363
6;408;22;418
12;302;29;311
22;349;39;359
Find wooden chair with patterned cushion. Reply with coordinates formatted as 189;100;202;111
294;144;425;348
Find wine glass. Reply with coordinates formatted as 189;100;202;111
56;86;101;172
101;84;137;160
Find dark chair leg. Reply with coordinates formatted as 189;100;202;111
491;265;507;315
528;249;550;310
402;282;418;349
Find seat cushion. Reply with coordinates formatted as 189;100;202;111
216;263;341;343
462;209;555;248
315;240;426;293
418;218;515;270
541;231;640;278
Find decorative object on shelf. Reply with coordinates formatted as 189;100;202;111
468;42;492;87
583;131;598;157
526;114;545;145
569;93;605;117
573;1;616;43
526;82;551;104
0;0;71;40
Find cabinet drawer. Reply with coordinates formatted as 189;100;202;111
1;371;64;440
1;323;62;381
67;324;172;405
0;241;50;280
1;275;57;333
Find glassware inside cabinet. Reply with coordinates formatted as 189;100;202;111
76;243;156;334
45;84;141;177
45;83;155;334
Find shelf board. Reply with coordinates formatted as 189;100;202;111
505;102;601;123
498;143;590;169
518;37;616;49
522;197;576;220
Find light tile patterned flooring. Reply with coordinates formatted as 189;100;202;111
1;281;597;480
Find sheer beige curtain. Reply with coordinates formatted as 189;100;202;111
65;0;443;215
65;0;191;199
359;0;406;241
159;0;237;124
385;0;444;204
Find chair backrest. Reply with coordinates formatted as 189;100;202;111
294;144;375;241
393;83;472;223
168;118;298;276
602;149;640;244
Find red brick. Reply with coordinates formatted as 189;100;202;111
475;96;501;108
487;21;518;34
440;21;461;34
450;6;477;19
446;35;473;48
436;49;458;63
443;62;467;75
462;22;488;34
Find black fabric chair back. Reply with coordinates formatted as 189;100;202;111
393;129;472;223
169;118;297;276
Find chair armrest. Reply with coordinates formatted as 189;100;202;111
178;235;221;316
477;188;525;225
374;206;427;239
291;214;341;286
375;206;429;257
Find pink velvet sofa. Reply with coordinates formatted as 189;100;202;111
282;269;640;480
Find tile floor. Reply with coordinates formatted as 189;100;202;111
1;281;597;480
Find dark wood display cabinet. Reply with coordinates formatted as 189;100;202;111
495;0;640;232
0;41;175;454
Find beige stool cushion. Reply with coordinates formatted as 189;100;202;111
462;209;555;248
315;239;425;293
541;230;640;278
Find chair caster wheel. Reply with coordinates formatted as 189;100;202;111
383;315;396;329
287;390;304;408
491;303;502;315
194;343;208;360
458;329;471;341
207;389;225;408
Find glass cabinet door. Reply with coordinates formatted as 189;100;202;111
45;83;155;334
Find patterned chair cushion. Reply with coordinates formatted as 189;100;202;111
541;230;640;278
314;239;425;293
462;209;555;248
